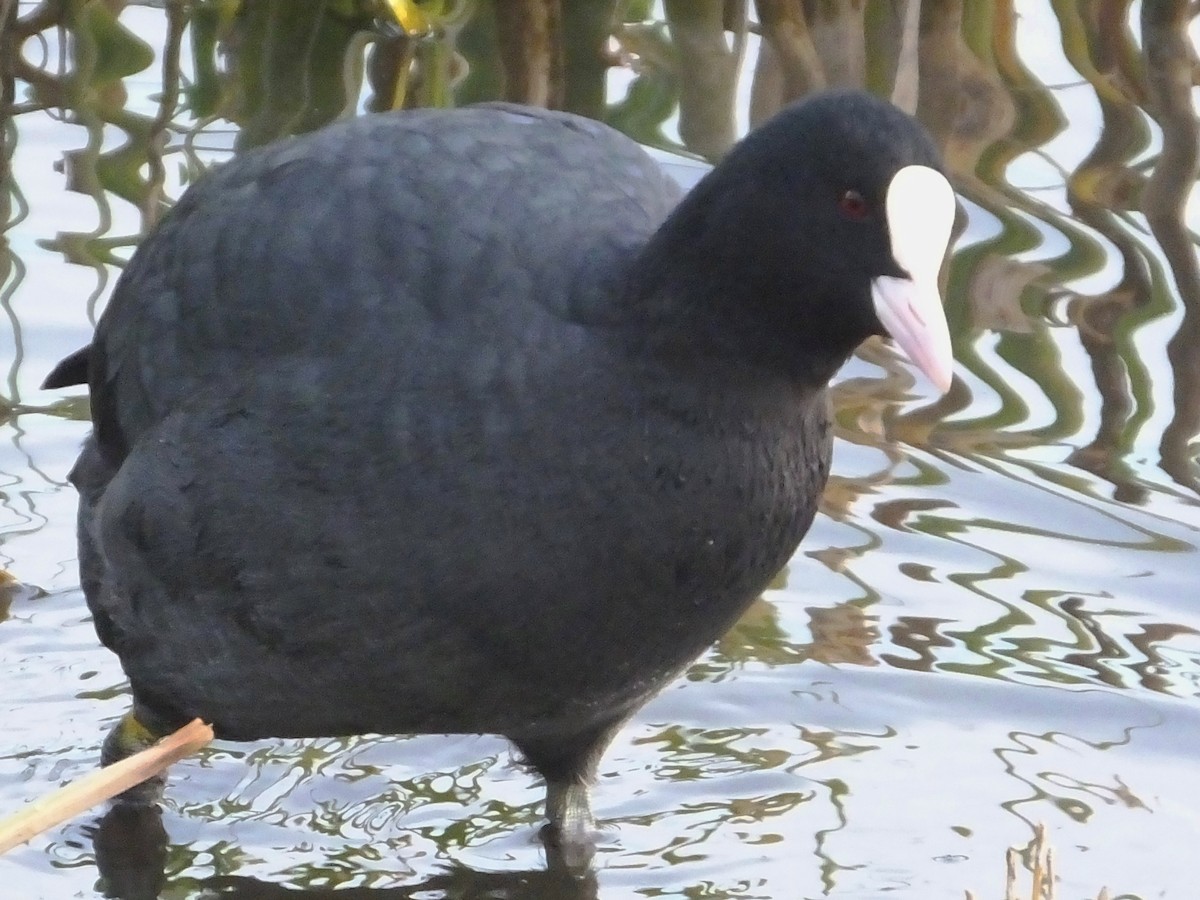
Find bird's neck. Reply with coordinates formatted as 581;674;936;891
620;187;859;389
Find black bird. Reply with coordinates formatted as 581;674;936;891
44;90;955;853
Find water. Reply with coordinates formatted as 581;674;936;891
2;1;1199;897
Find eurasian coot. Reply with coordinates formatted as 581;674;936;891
45;90;955;851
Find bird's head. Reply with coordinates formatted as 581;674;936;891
640;90;956;393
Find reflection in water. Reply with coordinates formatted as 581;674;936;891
3;1;1200;898
1142;1;1200;495
91;804;599;900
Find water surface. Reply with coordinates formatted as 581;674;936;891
2;2;1199;897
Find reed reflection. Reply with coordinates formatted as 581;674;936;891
1142;0;1200;494
994;721;1151;828
6;1;1198;505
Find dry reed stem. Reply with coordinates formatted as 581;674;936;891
977;825;1112;899
1030;823;1050;898
0;719;212;855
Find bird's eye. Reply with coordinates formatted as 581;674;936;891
838;190;870;221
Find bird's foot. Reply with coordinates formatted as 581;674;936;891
100;710;168;806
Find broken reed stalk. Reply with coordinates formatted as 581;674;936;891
1029;823;1050;899
969;823;1111;900
1001;823;1056;899
0;718;212;855
1006;844;1020;899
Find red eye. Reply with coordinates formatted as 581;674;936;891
838;190;869;221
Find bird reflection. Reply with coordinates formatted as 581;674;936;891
90;805;168;900
89;804;599;900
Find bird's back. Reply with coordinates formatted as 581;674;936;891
91;104;682;459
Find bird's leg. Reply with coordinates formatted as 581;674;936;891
100;709;169;805
101;709;161;765
514;718;625;868
545;778;596;846
541;777;598;869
